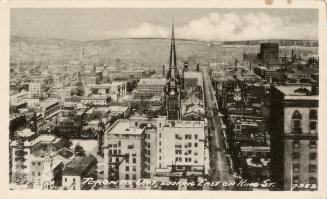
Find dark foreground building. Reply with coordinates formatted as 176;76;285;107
270;84;318;190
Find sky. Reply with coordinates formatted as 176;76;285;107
11;8;318;41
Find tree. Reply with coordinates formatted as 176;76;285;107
71;86;85;96
12;136;27;185
76;81;83;87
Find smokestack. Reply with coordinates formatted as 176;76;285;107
162;64;165;77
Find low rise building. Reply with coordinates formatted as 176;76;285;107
62;155;98;190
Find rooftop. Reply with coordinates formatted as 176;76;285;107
139;78;166;85
63;155;97;176
109;105;129;112
275;85;318;100
16;128;35;137
184;71;203;79
106;119;144;136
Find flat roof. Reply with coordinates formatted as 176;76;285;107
184;71;203;79
275;85;318;100
109;106;129;112
107;119;144;135
275;85;311;96
139;78;166;85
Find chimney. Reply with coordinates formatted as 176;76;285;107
162;64;165;77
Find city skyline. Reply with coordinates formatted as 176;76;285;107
11;8;318;41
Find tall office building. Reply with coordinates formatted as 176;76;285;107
270;85;318;190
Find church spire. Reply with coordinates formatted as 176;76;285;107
168;18;177;80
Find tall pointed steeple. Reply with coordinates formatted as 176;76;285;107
165;18;181;120
168;18;177;81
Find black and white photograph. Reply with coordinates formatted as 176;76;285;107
7;4;323;193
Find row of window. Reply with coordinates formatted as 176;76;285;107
31;172;41;176
125;166;137;172
293;176;317;185
292;140;317;148
125;174;137;180
175;149;198;156
109;157;137;164
31;162;42;166
292;164;317;173
175;157;198;163
175;134;199;140
292;152;317;160
108;142;121;148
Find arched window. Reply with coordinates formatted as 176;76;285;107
292;110;302;133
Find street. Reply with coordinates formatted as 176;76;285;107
202;67;234;184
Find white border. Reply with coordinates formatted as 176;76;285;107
1;0;326;199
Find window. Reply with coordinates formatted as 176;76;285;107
133;158;136;163
175;150;182;155
159;141;161;146
32;172;35;176
38;162;41;166
310;121;317;131
310;141;317;149
310;153;317;161
309;164;317;173
135;122;138;127
126;157;129;163
293;176;299;184
73;178;75;183
159;148;161;153
293;140;300;148
126;166;129;171
159;133;161;138
195;134;198;139
65;178;67;182
132;166;136;172
132;174;136;180
292;110;302;133
309;109;317;120
114;150;117;155
292;152;300;160
125;174;129;180
293;164;299;172
175;134;179;139
32;162;35;166
118;141;121;147
194;143;198;147
309;177;317;185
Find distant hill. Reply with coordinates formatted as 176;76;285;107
10;36;318;71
